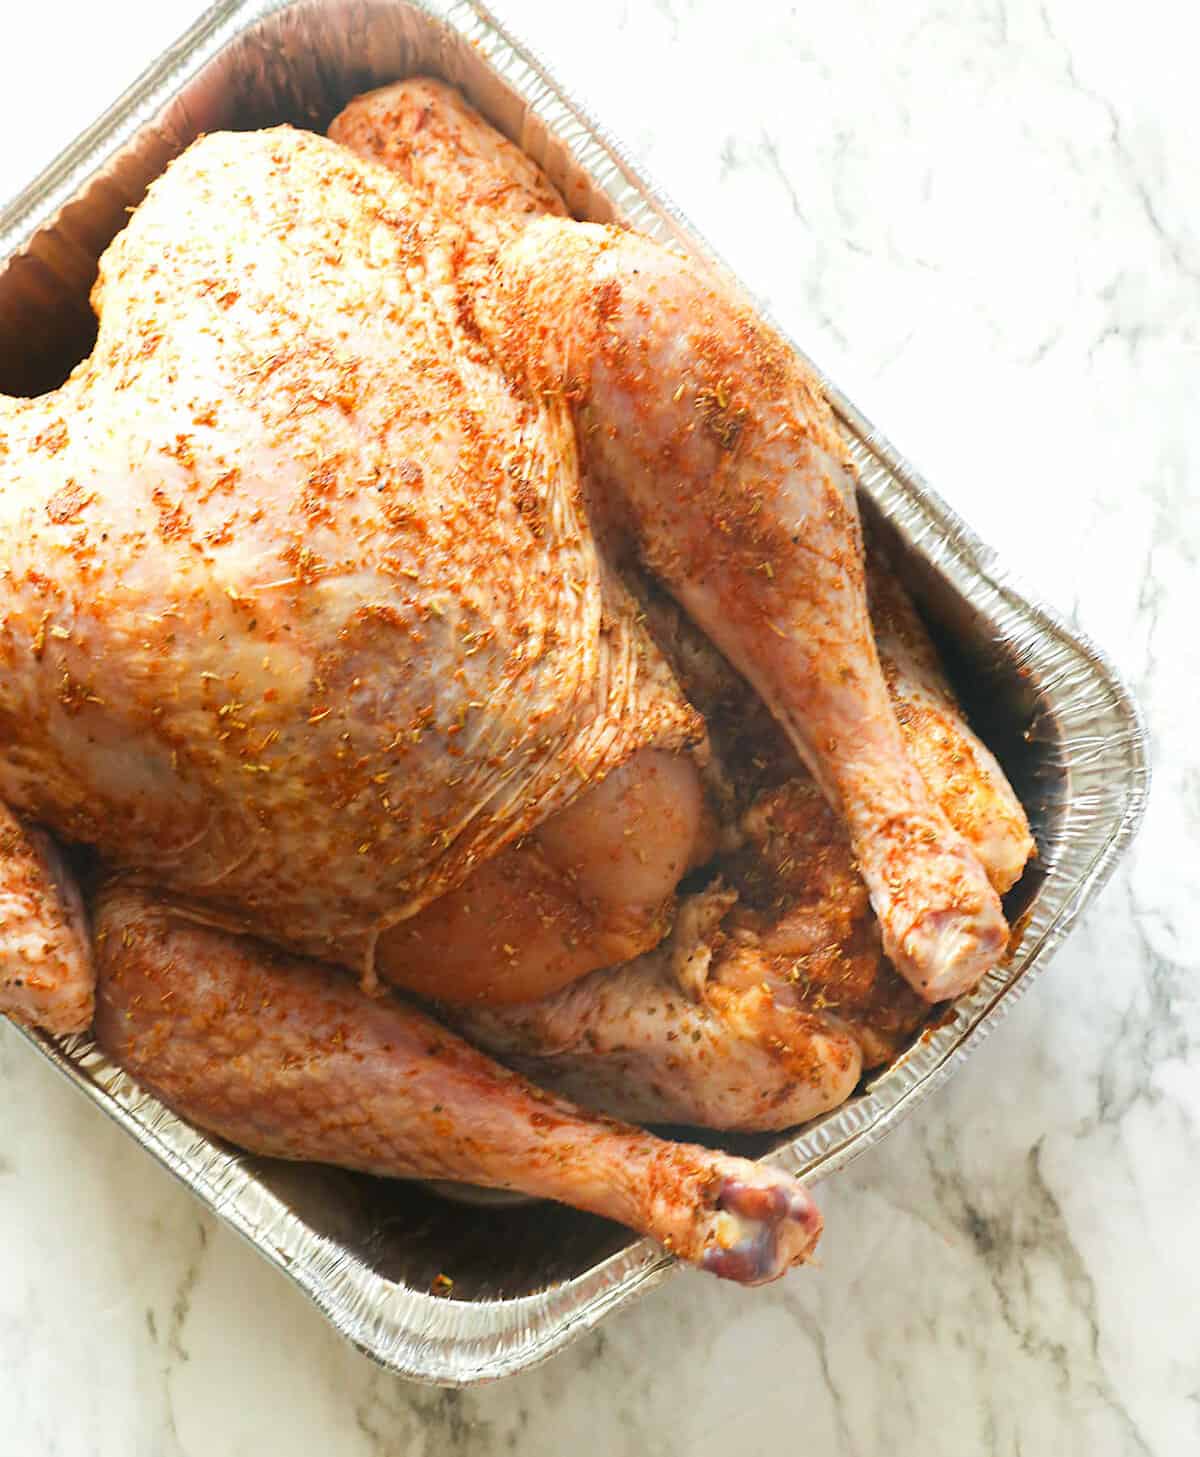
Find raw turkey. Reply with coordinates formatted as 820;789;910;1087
0;78;1031;1282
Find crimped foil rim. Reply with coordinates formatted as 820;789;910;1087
3;0;1148;1385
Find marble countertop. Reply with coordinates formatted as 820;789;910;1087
1;0;1196;1452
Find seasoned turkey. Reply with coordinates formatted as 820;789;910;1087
0;79;1031;1282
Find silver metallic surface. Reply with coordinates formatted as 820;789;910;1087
0;0;1148;1385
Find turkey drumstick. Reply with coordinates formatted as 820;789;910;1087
92;883;821;1285
477;222;1006;1002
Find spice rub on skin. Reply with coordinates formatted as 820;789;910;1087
0;125;706;993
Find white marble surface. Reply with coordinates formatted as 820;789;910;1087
1;0;1197;1451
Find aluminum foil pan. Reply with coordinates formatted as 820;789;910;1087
0;0;1148;1385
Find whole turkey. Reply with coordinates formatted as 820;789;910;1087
0;79;1031;1282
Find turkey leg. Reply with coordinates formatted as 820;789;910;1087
92;882;821;1284
455;883;866;1132
477;221;1007;1002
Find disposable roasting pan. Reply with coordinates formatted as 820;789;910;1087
0;0;1149;1385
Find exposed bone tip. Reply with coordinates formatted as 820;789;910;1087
892;897;1009;1004
700;1172;822;1284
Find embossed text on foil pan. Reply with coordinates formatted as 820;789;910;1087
0;0;1148;1384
